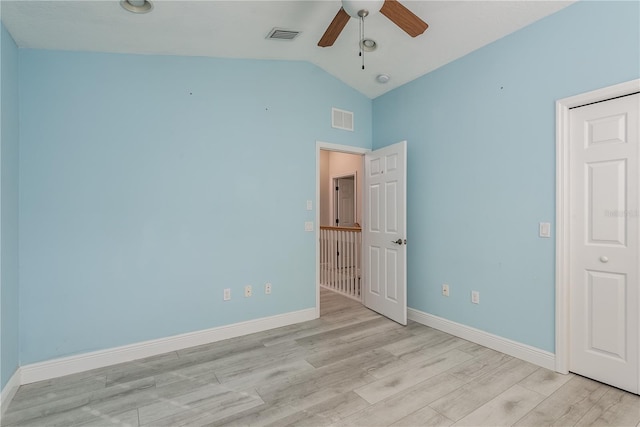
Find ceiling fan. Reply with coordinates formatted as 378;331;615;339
318;0;428;48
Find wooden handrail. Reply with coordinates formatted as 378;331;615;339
320;225;362;232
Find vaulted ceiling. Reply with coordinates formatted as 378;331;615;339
1;1;575;98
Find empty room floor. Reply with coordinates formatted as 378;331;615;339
3;288;640;426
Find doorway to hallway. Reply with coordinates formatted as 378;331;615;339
319;148;364;303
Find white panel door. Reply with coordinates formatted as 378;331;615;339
569;93;639;394
336;177;356;227
363;141;407;325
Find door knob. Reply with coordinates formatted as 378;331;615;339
600;256;609;263
392;239;403;245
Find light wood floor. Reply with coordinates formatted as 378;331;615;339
3;289;640;426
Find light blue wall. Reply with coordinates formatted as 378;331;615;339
373;1;640;352
18;50;371;364
1;22;20;390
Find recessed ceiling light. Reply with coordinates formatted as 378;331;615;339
120;0;153;14
360;38;378;52
376;74;390;84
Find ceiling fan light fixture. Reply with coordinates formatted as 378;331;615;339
342;0;385;19
360;38;377;52
120;0;153;14
376;74;390;84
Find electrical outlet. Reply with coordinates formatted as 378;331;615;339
265;282;272;295
442;284;450;297
471;290;480;304
244;285;252;297
223;288;231;301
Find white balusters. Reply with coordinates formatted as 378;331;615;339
319;226;362;301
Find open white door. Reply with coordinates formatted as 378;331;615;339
363;141;407;325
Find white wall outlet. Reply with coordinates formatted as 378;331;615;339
304;221;314;232
306;200;313;210
244;285;252;297
471;290;480;304
223;288;231;301
442;284;450;297
265;282;272;294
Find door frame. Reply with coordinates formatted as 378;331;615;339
555;78;640;374
316;141;370;318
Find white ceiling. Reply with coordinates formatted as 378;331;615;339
1;0;575;98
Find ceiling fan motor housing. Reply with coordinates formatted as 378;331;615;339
342;0;384;18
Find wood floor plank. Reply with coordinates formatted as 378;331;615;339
428;357;539;421
445;347;513;383
255;357;376;406
219;359;316;391
141;388;263;426
381;327;462;358
75;407;140;427
304;329;411;369
513;375;609;426
391;405;454;427
294;317;391;347
263;391;369;427
138;382;264;426
518;367;574;397
338;373;465;427
2;377;156;426
574;387;640;427
452;384;546;426
371;334;468;380
5;374;107;414
354;349;473;404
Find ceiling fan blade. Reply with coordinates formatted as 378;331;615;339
380;0;428;38
318;7;350;47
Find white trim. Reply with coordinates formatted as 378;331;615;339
1;368;21;416
555;79;640;375
316;141;370;318
20;308;316;385
408;308;556;371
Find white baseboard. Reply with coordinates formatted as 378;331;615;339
408;308;555;371
20;307;317;385
1;368;21;417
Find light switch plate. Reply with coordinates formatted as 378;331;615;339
304;221;314;232
539;222;551;238
306;200;313;210
471;291;480;304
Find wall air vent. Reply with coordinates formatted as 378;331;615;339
332;108;354;132
266;28;301;41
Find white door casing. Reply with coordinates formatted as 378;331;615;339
363;141;407;325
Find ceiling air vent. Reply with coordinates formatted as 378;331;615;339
332;108;354;132
266;28;301;41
